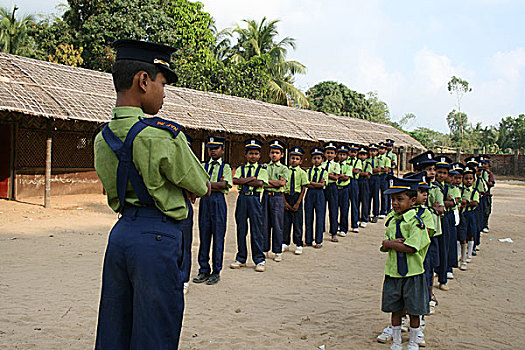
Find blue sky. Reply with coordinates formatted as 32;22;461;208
7;0;525;132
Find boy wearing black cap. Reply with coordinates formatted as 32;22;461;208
282;146;309;255
347;144;363;233
358;146;371;228
380;177;430;350
193;136;232;286
336;145;352;237
94;39;211;349
367;143;382;223
323;142;341;242
458;165;479;269
480;157;495;232
263;139;289;262
378;142;392;219
305;147;329;248
231;138;269;272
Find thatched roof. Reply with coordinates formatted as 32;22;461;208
0;52;424;149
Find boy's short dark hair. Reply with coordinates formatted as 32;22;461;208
405;190;418;198
112;60;162;92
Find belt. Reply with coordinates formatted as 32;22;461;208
264;191;282;196
337;185;348;190
240;191;260;196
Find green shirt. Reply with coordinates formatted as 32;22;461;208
337;160;352;187
366;156;382;176
378;154;391;174
461;184;479;212
474;174;487;194
307;165;329;189
94;107;209;220
204;158;232;195
386;150;397;168
233;162;269;193
382;209;430;278
413;204;436;237
265;161;290;192
322;159;341;184
428;183;444;236
347;157;362;179
284;166;309;195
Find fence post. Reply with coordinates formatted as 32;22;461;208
44;132;52;208
514;149;520;177
473;148;480;157
456;148;461;162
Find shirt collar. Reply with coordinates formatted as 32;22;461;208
247;162;258;167
209;158;223;165
112;106;145;119
270;161;281;167
394;209;416;222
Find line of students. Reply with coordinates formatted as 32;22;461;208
377;151;495;349
186;136;398;288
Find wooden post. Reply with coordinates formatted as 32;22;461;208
514;149;520;177
455;148;461;163
473;148;480;157
44;134;52;208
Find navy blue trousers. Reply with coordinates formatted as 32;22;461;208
305;188;325;245
181;200;193;283
446;211;458;271
262;192;284;253
358;178;370;222
324;183;339;235
234;193;265;264
369;175;380;217
283;192;304;247
475;196;485;246
457;211;477;242
423;237;439;300
436;215;450;284
198;192;227;274
337;185;349;233
379;173;389;215
96;206;184;350
349;179;360;229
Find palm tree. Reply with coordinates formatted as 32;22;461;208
230;17;308;107
0;5;35;56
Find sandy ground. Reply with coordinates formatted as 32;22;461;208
0;182;524;349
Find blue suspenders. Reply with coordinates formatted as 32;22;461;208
101;121;155;206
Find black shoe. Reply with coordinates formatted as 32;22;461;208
472;250;477;256
192;272;210;284
206;273;220;285
371;216;378;223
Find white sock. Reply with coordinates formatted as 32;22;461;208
461;243;467;262
409;327;420;343
392;325;402;344
457;242;461;260
468;241;474;257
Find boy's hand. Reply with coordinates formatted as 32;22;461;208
292;203;300;212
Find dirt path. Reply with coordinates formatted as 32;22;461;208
0;182;523;349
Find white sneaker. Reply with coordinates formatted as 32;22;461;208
378;215;386;219
482;227;489;233
460;262;467;270
294;246;303;255
255;261;266;272
274;253;282;262
428;301;436;315
390;343;403;350
360;222;367;228
417;330;426;347
338;231;347;237
183;282;189;295
230;260;246;269
353;227;359;233
377;326;392;343
466;257;472;263
282;244;289;252
447;272;454;279
406;341;419;350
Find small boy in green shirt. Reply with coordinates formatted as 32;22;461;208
305;147;329;248
336;144;352;237
380;176;430;350
282;146;309;255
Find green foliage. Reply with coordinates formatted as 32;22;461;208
28;15;76;62
0;6;35;55
48;43;83;67
446;109;468;144
497;114;525;152
366;91;391;124
409;127;452;149
306;81;370;118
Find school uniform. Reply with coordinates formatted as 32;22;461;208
305;163;329;245
197;157;232;275
434;180;452;285
337;149;352;235
322;157;341;236
378;147;392;216
457;184;479;242
385;143;397;213
263;155;289;254
233;161;269;265
481;167;495;230
473;172;487;246
347;154;362;230
358;153;371;224
283;163;309;247
367;150;382;220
